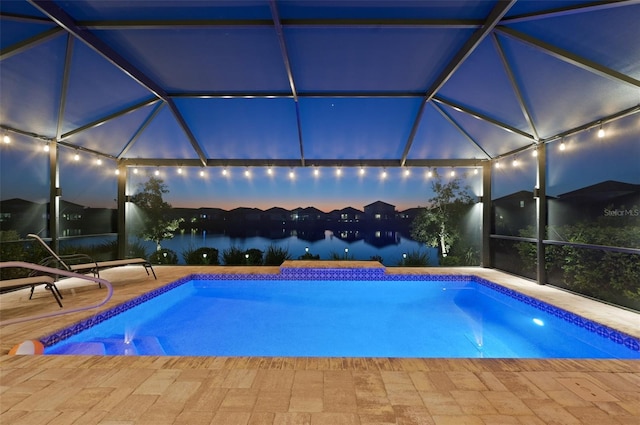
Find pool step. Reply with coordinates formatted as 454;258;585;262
57;342;106;355
51;336;167;355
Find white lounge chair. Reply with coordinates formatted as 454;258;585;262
28;234;156;282
0;274;63;307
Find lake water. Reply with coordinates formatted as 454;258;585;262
60;230;436;266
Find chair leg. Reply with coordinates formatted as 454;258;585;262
47;284;63;308
29;285;35;300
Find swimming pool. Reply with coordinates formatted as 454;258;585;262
42;270;640;358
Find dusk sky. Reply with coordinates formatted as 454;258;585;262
2;120;639;213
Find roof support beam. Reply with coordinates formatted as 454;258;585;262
270;0;305;167
81;18;483;30
430;102;491;159
432;96;536;141
55;34;73;140
495;27;640;88
118;102;165;160
502;0;637;24
119;158;483;168
28;0;209;166
0;26;62;60
400;0;517;166
491;33;540;142
60;98;159;140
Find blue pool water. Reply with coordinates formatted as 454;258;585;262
43;275;640;358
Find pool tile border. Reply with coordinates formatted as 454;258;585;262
39;268;640;354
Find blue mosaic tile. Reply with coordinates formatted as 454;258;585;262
472;276;640;353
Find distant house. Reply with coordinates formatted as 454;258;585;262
492;191;537;236
295;207;326;222
397;207;422;222
227;207;263;222
335;207;363;222
0;198;46;238
264;207;290;222
552;180;640;226
364;200;396;220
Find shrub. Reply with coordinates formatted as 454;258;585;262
328;250;354;261
222;246;246;265
398;250;429;266
245;248;263;265
264;245;292;265
298;252;320;260
183;247;220;265
149;248;179;264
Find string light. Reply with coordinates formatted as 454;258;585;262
115;169;120;175
267;167;273;175
133;168;138;174
597;123;605;138
512;157;518;167
426;169;433;178
289;170;295;179
449;168;455;177
222;168;228;176
43;143;50;152
404;168;410;177
199;169;205;177
95;158;103;166
177;167;183;174
154;169;160;176
495;162;501;169
473;167;479;175
244;168;251;178
336;167;342;176
381;169;387;179
359;167;365;175
559;139;566;151
313;168;319;177
2;135;10;144
532;148;538;157
73;152;80;161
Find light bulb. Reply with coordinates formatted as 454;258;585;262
404;169;410;176
43;144;50;152
199;170;205;177
314;168;319;176
289;171;295;179
73;153;80;161
154;169;160;176
450;169;455;177
2;135;10;144
532;149;538;157
381;170;387;179
359;167;365;175
96;158;102;166
559;141;566;151
177;167;183;174
267;167;273;175
222;169;228;176
512;158;518;167
495;162;501;169
336;168;342;176
598;127;605;138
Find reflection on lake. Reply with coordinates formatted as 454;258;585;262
59;229;437;266
145;229;436;266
